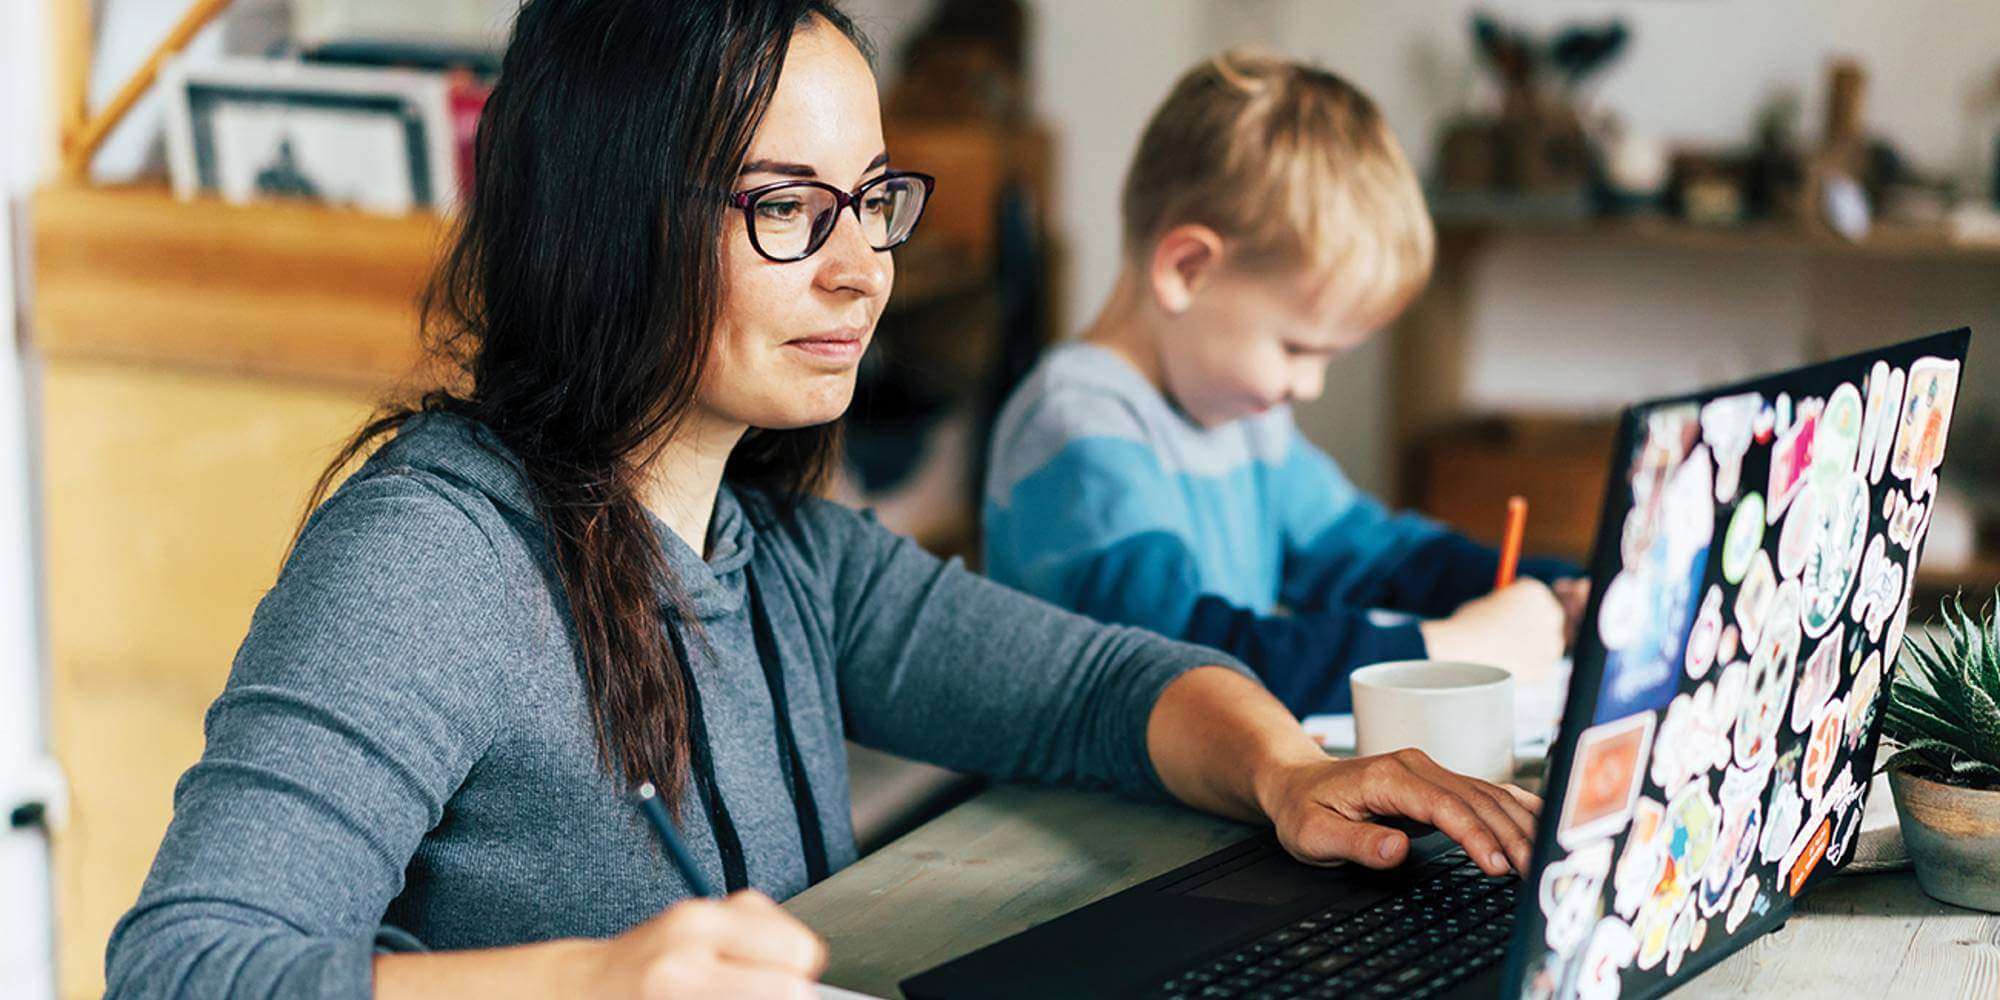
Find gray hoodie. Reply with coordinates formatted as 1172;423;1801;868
104;412;1245;998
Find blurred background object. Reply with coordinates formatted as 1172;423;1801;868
7;2;2000;997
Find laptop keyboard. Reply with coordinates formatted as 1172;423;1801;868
1143;854;1519;1000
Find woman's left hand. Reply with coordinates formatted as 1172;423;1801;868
1252;747;1542;877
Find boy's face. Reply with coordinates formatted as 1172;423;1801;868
1158;263;1376;428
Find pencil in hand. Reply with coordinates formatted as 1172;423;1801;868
636;781;719;898
1494;495;1528;590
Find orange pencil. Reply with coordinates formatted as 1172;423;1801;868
1495;496;1528;590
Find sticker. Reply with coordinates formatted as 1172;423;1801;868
1856;361;1895;482
1598;570;1646;652
1725;875;1761;933
1812;383;1865;480
1871;366;1907;484
1719;750;1775;810
1888;495;1926;549
1786;817;1832;896
1719;624;1740;664
1735;580;1800;767
1777;485;1817;580
1665;898;1697;976
1653;670;1740;798
1613;797;1668;919
1799;474;1869;638
1759;748;1806;865
1664;782;1721;897
1826;774;1865;866
1734;553;1776;649
1790;625;1843;734
1883;567;1914;665
1686;586;1723;679
1720;494;1765;585
1540;840;1614;957
1559;712;1656;849
1699;797;1761;916
1574;917;1639;1000
1799;696;1845;804
1702;392;1762;504
1849;536;1900;641
1621;406;1700;568
1634;890;1676;971
1767;408;1818;522
1891;357;1960;499
1845;651;1882;748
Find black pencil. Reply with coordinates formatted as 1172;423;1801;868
636;781;719;898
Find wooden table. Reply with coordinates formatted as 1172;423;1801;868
787;781;1999;999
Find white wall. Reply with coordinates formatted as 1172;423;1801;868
1275;0;2000;424
1;0;53;994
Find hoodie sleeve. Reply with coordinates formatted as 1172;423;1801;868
816;504;1251;799
104;472;515;1000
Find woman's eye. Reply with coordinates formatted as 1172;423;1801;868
757;198;807;221
860;194;892;216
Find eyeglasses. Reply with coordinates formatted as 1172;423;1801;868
728;171;935;263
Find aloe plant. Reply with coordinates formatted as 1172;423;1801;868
1882;590;2000;789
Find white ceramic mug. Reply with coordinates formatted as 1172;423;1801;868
1350;660;1516;783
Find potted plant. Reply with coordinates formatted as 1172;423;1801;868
1881;591;2000;912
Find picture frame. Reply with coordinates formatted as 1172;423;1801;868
163;57;459;216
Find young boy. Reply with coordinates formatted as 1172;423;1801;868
983;51;1585;715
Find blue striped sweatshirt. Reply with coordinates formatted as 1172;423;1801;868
983;343;1572;714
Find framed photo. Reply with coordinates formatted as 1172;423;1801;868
163;57;459;215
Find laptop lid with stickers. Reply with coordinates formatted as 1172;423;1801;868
1505;328;1971;1000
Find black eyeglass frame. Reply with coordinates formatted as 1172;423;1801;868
726;170;936;263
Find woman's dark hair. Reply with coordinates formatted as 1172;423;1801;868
302;0;873;810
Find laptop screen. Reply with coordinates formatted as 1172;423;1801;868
1507;329;1970;1000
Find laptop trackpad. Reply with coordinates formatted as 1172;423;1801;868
1177;852;1350;907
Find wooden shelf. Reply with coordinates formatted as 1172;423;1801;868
31;183;445;388
1436;214;2000;261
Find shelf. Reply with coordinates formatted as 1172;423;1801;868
31;183;444;387
1435;214;2000;261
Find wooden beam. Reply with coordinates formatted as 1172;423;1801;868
49;0;93;170
62;0;235;180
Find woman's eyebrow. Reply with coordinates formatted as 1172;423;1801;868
738;152;891;178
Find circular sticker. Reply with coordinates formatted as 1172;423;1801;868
1777;486;1818;580
1800;474;1869;638
1686;586;1723;679
1721;493;1766;584
1813;383;1864;476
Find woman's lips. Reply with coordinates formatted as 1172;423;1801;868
784;331;867;364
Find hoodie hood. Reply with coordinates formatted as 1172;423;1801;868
372;412;753;621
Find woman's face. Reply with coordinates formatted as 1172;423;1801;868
697;22;893;434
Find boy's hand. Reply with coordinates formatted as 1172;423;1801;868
1418;580;1563;682
1551;578;1591;648
1253;748;1541;876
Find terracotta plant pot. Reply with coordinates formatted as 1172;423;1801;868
1887;762;2000;912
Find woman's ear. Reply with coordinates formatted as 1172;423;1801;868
1147;224;1227;315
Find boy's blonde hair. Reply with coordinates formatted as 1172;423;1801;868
1122;50;1434;326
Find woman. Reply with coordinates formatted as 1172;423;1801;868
106;2;1542;996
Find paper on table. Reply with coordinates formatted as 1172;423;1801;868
1304;660;1571;761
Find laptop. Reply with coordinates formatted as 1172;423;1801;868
902;328;1971;1000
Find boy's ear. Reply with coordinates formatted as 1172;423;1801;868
1148;224;1227;315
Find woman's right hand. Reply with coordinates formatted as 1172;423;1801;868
585;890;827;999
1418;579;1565;682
